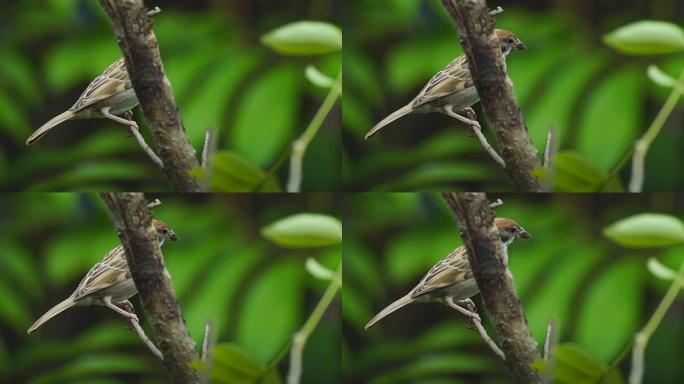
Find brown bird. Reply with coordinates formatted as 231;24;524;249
365;218;530;330
365;29;527;140
26;58;139;145
27;219;178;334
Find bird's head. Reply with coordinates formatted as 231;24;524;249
152;219;179;245
494;217;530;247
495;29;527;57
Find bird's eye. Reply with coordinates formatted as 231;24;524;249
507;38;514;44
508;227;517;233
162;228;169;234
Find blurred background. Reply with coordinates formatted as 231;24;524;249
343;0;684;191
0;0;341;191
343;193;684;383
0;193;341;383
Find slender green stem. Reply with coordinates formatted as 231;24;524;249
629;69;684;192
629;259;684;384
286;262;342;384
286;72;342;192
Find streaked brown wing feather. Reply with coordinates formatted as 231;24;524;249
411;55;473;109
73;244;130;300
411;246;472;298
69;58;131;112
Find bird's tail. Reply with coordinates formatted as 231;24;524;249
26;110;76;145
365;294;414;330
364;104;413;140
27;296;75;334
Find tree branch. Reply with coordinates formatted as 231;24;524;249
99;0;202;192
441;192;542;384
440;1;546;191
100;192;201;384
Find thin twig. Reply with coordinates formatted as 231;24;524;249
543;320;555;360
202;320;213;362
471;315;505;360
130;317;163;360
629;259;684;384
129;125;164;169
146;6;161;16
287;72;341;192
471;125;506;168
629;69;684;192
543;127;556;170
287;263;342;384
489;199;504;209
489;6;503;16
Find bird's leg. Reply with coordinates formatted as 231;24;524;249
100;107;138;131
446;297;481;324
100;107;164;169
459;298;479;330
103;296;139;323
116;299;138;331
444;105;506;168
459;107;477;137
443;105;481;130
123;110;134;137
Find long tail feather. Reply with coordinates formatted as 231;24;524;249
365;104;413;140
27;297;75;334
26;110;75;145
365;294;414;330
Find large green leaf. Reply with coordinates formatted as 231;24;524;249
603;213;684;248
261;21;341;56
261;213;342;248
231;65;301;167
533;344;623;384
193;344;281;384
603;21;684;55
236;260;303;362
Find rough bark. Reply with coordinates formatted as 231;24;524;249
100;192;201;384
441;192;543;384
441;0;547;191
99;0;202;192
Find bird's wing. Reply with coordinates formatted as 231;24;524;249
69;58;132;112
411;55;473;109
410;246;472;298
72;244;130;301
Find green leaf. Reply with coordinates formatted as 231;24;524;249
236;261;303;362
191;151;281;192
261;213;342;248
535;152;622;192
194;344;281;384
231;65;300;167
603;21;684;55
576;260;642;361
261;21;341;55
577;67;642;170
647;257;677;280
603;213;684;248
534;344;623;384
647;64;676;87
305;65;335;88
305;257;335;280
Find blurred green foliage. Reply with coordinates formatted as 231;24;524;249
0;193;341;383
342;0;684;191
342;193;684;383
0;0;340;191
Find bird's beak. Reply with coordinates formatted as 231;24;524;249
516;40;528;51
170;232;179;241
518;229;531;239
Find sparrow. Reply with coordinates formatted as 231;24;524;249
365;29;527;140
26;57;139;145
365;218;529;330
27;219;178;334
